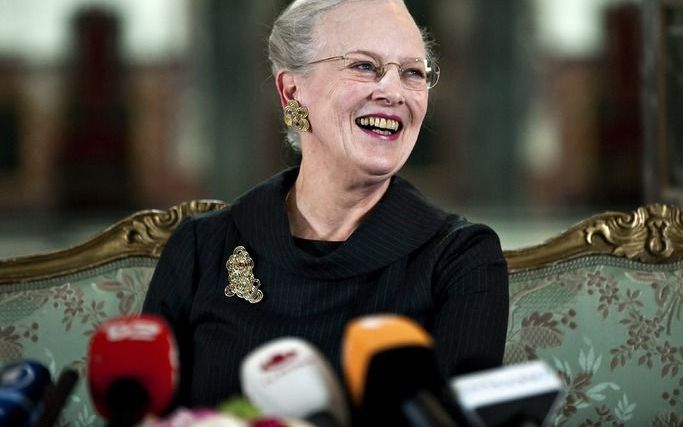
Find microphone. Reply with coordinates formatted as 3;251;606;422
0;359;53;427
34;367;79;427
0;392;33;427
240;336;350;427
139;407;249;427
87;314;178;427
342;314;457;427
450;360;565;427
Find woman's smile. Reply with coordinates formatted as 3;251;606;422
355;114;403;140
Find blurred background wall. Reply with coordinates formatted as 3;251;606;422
0;0;650;255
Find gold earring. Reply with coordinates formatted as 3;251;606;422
284;99;310;132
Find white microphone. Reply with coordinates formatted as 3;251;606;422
450;360;566;427
240;337;349;427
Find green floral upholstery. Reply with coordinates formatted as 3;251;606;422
0;202;681;427
505;256;683;426
0;200;225;427
0;259;156;426
504;204;683;427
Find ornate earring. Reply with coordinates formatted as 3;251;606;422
283;99;311;132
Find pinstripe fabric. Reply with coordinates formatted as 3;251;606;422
143;167;509;408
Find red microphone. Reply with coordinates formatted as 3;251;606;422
87;314;178;427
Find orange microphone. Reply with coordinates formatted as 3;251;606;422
342;314;456;427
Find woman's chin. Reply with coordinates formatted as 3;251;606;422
356;160;405;181
351;144;410;177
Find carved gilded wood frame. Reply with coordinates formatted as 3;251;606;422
1;201;682;281
0;200;226;284
505;203;683;272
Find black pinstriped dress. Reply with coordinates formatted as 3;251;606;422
143;167;509;408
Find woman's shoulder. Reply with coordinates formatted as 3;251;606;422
170;205;235;244
431;213;505;262
442;213;500;239
388;176;503;254
451;212;502;239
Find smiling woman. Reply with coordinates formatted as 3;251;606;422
141;0;509;424
278;0;431;201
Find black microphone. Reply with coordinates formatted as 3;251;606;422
34;368;79;427
450;360;565;427
342;314;458;427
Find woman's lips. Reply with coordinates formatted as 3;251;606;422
355;114;403;141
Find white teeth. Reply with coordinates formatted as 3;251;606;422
357;116;400;131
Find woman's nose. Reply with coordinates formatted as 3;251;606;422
373;66;405;105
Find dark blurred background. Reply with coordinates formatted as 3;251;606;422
0;0;663;255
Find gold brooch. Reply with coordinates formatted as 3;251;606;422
224;246;263;303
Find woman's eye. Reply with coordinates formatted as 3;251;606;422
349;61;377;73
403;67;426;79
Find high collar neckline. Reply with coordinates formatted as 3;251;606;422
230;167;447;280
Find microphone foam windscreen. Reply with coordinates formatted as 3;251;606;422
0;360;53;427
87;314;178;420
0;360;52;406
240;336;349;426
341;314;434;406
451;360;565;427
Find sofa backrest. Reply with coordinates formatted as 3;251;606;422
0;200;225;426
1;202;681;426
504;204;683;426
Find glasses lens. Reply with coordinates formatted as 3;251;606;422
342;55;380;82
398;59;429;91
426;61;440;89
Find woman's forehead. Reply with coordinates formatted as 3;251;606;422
313;0;425;57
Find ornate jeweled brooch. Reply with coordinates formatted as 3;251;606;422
224;246;263;303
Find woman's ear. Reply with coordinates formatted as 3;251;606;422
275;70;298;109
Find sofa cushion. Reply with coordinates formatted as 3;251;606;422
506;255;683;426
0;258;157;426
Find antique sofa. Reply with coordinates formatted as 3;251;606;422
0;202;681;426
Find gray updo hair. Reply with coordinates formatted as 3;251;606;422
268;0;433;151
268;0;352;76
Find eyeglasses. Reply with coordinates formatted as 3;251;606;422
307;51;440;91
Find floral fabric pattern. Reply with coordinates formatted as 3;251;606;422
2;254;682;426
0;258;156;427
505;256;683;427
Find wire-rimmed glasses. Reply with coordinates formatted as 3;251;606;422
307;50;440;91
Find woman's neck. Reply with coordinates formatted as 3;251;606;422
286;164;390;241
